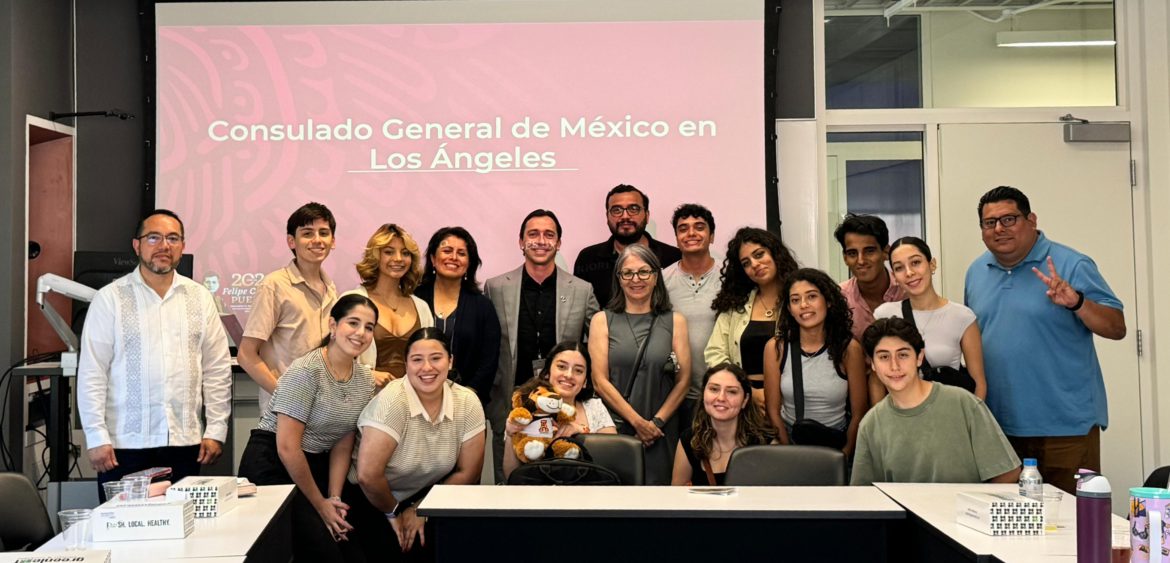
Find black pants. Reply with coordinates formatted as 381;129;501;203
345;486;436;563
97;444;200;502
239;429;362;562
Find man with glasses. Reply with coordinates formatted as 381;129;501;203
964;186;1126;493
484;209;599;484
238;202;338;411
574;184;681;306
78;209;232;498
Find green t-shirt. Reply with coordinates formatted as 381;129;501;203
850;382;1020;486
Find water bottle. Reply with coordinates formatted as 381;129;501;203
1075;472;1110;563
1018;458;1043;502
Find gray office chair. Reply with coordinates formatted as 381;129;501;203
0;472;56;551
723;445;847;486
577;433;645;486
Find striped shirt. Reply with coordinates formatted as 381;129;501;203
258;348;375;454
351;377;485;501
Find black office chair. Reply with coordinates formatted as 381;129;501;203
577;433;645;486
1143;465;1170;489
723;445;847;486
0;472;56;551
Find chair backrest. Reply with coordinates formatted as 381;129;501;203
723;445;846;486
577;433;645;486
1143;465;1170;489
0;472;56;551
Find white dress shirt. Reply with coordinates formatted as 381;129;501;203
78;269;232;450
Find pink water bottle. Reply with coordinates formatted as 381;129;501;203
1076;472;1111;563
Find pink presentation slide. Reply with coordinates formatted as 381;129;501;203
157;19;765;321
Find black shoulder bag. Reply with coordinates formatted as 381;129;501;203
788;340;847;450
506;436;622;485
901;300;977;394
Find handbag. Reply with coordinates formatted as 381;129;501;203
506;436;623;485
900;300;978;394
787;340;847;450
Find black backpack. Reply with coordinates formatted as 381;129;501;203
505;437;622;486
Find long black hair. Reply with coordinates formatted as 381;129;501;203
774;268;854;370
514;341;595;402
319;294;378;347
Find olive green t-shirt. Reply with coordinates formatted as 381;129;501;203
850;382;1020;486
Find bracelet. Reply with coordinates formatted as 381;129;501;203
327;496;341;502
384;511;396;520
1066;290;1086;312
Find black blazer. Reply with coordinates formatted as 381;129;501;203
415;283;501;405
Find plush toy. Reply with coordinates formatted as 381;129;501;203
508;385;581;463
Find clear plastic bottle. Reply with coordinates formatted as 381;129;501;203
1018;458;1043;502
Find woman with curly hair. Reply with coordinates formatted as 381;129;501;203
763;268;868;455
705;227;800;409
671;363;773;486
343;224;434;387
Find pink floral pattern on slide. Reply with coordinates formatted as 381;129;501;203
157;21;765;322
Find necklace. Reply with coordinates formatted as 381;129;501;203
754;293;776;318
321;348;353;384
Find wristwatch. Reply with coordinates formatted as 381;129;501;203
651;417;665;429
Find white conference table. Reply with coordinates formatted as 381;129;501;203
37;484;294;562
876;482;1129;563
420;485;906;561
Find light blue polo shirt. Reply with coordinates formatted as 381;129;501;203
964;232;1122;437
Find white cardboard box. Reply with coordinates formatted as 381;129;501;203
0;550;111;562
166;475;239;518
92;498;195;542
956;491;1044;536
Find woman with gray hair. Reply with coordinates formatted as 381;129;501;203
588;244;691;484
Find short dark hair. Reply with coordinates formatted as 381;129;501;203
671;203;715;235
833;213;890;250
421;226;483;294
137;209;185;238
286;202;336;238
518;209;563;240
888;236;933;263
861;317;925;358
977;186;1031;218
606;184;648;210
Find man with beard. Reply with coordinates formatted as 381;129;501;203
574;184;682;306
78;210;232;499
484;209;599;483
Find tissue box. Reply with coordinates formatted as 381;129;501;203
92;498;194;541
166;475;239;518
956;491;1044;536
0;551;111;562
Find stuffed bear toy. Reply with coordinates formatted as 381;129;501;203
508;385;581;463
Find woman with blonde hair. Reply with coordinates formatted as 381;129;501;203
344;224;434;387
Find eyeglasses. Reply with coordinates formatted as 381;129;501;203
137;233;184;246
618;268;656;281
608;205;644;217
979;214;1023;231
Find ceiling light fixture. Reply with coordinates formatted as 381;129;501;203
996;30;1116;48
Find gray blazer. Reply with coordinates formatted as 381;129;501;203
483;265;600;416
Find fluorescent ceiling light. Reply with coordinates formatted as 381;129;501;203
996;30;1116;48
